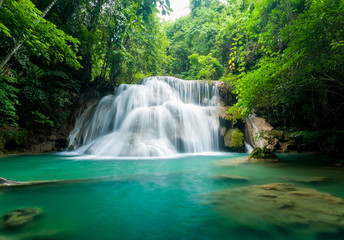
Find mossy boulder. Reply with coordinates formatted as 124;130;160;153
224;128;244;152
249;147;279;161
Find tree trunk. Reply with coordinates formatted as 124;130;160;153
284;0;294;23
0;0;58;70
40;0;58;18
0;42;23;71
321;88;329;118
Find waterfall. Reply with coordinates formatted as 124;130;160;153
244;142;254;153
68;76;222;157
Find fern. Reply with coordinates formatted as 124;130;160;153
42;70;70;80
0;74;19;127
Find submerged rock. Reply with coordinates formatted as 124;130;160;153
2;207;43;229
214;157;250;166
211;174;249;182
214;156;282;167
17;229;71;240
0;235;12;240
282;176;332;184
212;183;344;233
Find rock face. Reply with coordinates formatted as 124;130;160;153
31;141;56;153
216;96;246;153
217;81;235;106
212;183;344;233
245;113;274;148
218;106;230;122
28;91;101;153
2;207;43;229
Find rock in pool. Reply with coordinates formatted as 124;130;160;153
2;207;43;229
248;147;279;162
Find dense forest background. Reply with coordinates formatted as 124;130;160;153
0;0;343;154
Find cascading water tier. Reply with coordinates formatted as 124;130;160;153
68;76;221;157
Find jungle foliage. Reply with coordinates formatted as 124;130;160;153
0;0;170;129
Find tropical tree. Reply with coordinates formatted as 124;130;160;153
0;0;170;129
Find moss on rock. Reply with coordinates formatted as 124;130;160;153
224;128;244;152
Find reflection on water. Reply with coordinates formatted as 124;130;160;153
0;153;343;240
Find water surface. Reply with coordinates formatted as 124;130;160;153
0;153;343;240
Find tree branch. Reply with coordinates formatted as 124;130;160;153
0;0;58;70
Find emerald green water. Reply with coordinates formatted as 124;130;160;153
0;153;344;240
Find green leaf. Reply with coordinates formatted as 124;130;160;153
0;23;11;37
